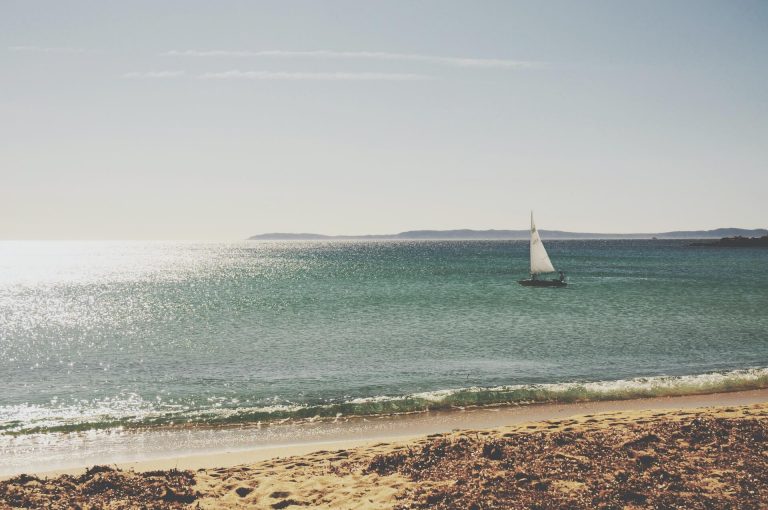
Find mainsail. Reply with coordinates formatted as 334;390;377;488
529;212;556;274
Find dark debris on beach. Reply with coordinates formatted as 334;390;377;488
0;465;197;509
2;408;767;509
364;414;768;510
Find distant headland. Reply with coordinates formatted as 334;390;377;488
690;235;768;248
248;228;768;241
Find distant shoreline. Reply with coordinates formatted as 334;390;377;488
690;235;768;248
248;227;768;241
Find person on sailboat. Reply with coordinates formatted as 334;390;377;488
559;271;565;282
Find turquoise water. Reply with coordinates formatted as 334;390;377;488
1;240;767;436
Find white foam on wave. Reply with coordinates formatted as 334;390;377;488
3;367;767;435
411;367;768;403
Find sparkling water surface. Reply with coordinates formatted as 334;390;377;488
1;240;767;436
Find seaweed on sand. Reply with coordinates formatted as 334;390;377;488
0;465;197;509
365;415;768;510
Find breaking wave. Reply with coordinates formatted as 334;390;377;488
3;367;768;436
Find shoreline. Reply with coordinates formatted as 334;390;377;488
12;365;768;437
5;387;767;480
3;399;767;509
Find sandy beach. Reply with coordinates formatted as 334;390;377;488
4;388;767;480
2;390;767;508
5;0;768;505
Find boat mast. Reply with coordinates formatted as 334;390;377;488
530;211;534;278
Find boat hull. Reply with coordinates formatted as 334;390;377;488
517;279;567;287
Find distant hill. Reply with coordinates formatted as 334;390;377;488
248;228;768;241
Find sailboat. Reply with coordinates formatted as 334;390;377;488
518;212;567;287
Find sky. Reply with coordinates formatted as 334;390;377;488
1;1;767;239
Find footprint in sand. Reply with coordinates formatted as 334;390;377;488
271;499;304;509
235;487;253;497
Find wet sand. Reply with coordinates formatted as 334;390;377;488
3;388;767;480
1;390;768;508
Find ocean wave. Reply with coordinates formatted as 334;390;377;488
3;367;768;436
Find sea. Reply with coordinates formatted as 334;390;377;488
1;240;767;473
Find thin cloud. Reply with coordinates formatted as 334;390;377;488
162;49;543;69
198;70;431;81
9;45;96;54
123;71;185;79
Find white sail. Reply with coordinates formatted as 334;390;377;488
530;212;556;274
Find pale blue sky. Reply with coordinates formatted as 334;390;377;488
2;1;766;239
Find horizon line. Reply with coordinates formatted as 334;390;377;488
2;227;766;242
247;227;768;240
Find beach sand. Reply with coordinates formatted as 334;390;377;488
2;392;767;508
